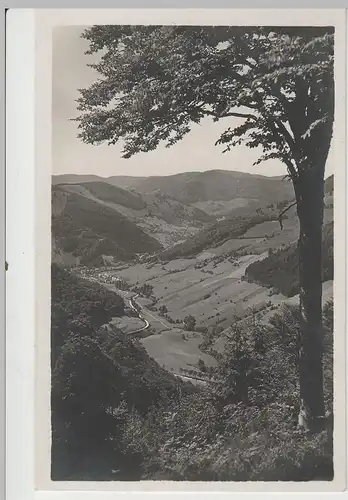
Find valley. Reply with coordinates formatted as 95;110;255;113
53;170;334;382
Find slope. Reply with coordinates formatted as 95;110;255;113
52;186;162;266
54;181;212;248
107;170;295;205
51;264;191;480
53;170;295;205
243;221;334;297
161;203;283;260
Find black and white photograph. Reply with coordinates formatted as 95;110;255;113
49;18;339;484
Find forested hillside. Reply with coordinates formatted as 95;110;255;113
161;210;280;260
244;222;333;297
53;170;295;205
51;264;191;480
52;187;162;265
51;262;334;481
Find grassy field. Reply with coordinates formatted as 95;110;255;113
86;206;333;376
142;329;217;373
110;316;145;334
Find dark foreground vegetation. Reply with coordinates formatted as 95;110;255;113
244;222;333;297
51;264;333;481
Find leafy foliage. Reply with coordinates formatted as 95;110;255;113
184;315;196;331
51;261;334;480
133;283;154;298
75;26;333;181
51;263;125;362
108;303;333;481
159;305;168;316
51;264;191;480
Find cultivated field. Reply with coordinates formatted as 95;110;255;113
87;207;333;375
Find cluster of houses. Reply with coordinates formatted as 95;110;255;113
76;267;125;286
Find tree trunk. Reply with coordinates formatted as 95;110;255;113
295;169;326;430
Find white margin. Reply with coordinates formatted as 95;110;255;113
5;7;348;500
6;8;36;500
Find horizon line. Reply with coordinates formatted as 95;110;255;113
52;168;288;180
52;167;333;180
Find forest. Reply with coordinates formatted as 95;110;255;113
244;222;333;297
162;211;278;260
51;264;333;481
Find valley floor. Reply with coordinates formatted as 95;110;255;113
76;241;333;378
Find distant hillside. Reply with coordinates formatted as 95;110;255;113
53;182;212;249
53;174;106;185
53;170;294;205
79;181;146;209
244;221;333;297
161;206;281;260
109;170;295;205
52;187;162;265
60;181;211;225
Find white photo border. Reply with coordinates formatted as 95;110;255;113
6;7;348;500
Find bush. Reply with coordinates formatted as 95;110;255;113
183;315;196;331
52;264;334;482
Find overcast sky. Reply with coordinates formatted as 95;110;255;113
52;26;334;178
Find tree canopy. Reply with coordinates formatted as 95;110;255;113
75;25;335;424
75;25;334;181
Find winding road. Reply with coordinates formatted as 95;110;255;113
121;292;150;335
97;281;219;386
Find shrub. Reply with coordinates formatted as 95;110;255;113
183;315;196;331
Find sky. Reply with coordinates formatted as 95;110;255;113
52;26;334;178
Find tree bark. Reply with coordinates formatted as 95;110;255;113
295;167;326;430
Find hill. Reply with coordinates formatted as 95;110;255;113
51;264;190;480
52;187;162;266
161;202;285;260
79;181;146;209
53;170;295;206
107;170;294;205
53;182;212;249
52;174;107;185
51;263;333;482
243;221;333;297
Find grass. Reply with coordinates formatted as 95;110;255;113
142;329;217;373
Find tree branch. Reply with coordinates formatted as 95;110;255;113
224;111;257;120
278;200;297;230
204;109;257;121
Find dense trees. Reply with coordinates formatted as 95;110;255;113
184;315;196;331
134;283;154;298
111;302;333;481
159;305;168;316
52;188;161;264
51;257;334;480
245;221;333;297
51;264;191;480
161;210;278;260
51;263;125;363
